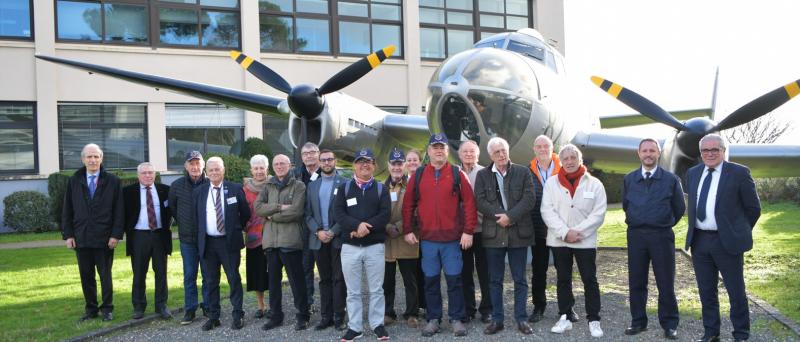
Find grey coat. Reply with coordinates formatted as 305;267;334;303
305;173;347;250
474;162;536;248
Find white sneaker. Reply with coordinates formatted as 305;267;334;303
589;320;603;337
550;314;573;334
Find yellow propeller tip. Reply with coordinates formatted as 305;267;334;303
229;51;241;60
590;76;604;86
384;45;397;57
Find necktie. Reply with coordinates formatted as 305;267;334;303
697;168;715;222
88;175;97;199
145;186;157;230
645;171;652;189
214;186;225;234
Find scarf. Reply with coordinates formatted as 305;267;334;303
558;165;587;198
354;176;375;190
243;176;269;193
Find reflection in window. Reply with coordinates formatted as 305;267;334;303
260;0;292;12
0;102;36;173
297;0;328;14
165;104;244;170
262;115;293;157
57;1;150;44
296;18;330;52
200;0;239;7
339;21;370;55
420;27;445;59
201;10;240;47
57;1;102;41
0;0;32;39
104;5;147;42
159;8;198;45
260;15;292;51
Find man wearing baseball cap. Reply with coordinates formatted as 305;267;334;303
402;134;478;337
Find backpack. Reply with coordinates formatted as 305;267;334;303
343;179;384;198
413;164;461;204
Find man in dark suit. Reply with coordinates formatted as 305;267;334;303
194;156;251;331
686;134;761;342
123;162;173;320
62;143;124;323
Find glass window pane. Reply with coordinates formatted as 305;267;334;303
296;18;329;52
0;129;34;171
160;0;197;4
59;104;147;170
447;11;472;25
260;14;292;51
201;10;240;48
57;1;102;41
262;116;293;157
0;103;33;123
200;0;239;7
159;8;199;45
104;5;147;43
419;8;444;24
297;0;328;14
420;27;444;59
480;31;496;40
259;0;292;12
419;0;444;8
371;4;400;21
373;0;400;4
206;128;241;155
59;104;146;124
478;0;503;13
447;29;473;55
339;21;369;54
506;15;528;30
0;0;31;38
167;128;205;169
372;24;400;54
338;2;368;17
480;14;504;28
506;0;527;15
446;0;472;10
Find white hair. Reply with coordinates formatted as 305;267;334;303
206;156;225;169
486;137;510;154
81;143;103;158
699;134;728;151
533;134;553;147
558;144;583;162
250;154;269;168
137;162;155;173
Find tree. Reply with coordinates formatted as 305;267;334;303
723;112;794;144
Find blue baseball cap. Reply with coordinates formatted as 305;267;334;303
185;150;203;162
354;148;375;162
428;133;448;146
388;148;405;163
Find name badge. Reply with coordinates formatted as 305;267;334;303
333;188;338;196
226;197;237;205
390;191;398;202
583;191;595;199
346;198;357;207
310;173;319;181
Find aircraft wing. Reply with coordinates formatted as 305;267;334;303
729;144;800;178
382;113;431;151
35;55;286;118
599;108;711;129
570;131;650;174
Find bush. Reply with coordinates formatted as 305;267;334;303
4;191;54;232
756;177;800;204
591;169;624;204
239;137;273;161
205;153;251;183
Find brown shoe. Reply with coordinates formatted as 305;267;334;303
384;315;396;326
484;322;504;335
407;316;419;328
452;320;467;337
517;321;533;335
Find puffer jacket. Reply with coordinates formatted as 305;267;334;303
168;171;208;244
473;162;536;248
255;175;306;250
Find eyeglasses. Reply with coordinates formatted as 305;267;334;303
320;157;335;163
700;148;722;154
301;151;319;156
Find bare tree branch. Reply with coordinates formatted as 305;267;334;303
722;113;794;144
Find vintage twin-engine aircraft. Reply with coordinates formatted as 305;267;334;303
37;28;800;180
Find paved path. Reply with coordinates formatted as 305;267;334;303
0;233;180;250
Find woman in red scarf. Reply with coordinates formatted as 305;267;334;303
540;144;607;338
243;154;271;319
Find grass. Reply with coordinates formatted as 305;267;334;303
0;231;62;244
599;202;800;324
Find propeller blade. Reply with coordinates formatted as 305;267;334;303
318;45;396;95
712;78;800;132
591;76;691;132
230;51;292;94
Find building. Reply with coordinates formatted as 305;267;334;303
0;0;564;229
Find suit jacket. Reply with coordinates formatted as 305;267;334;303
61;166;125;248
194;181;251;257
685;161;761;254
305;173;347;250
123;183;173;257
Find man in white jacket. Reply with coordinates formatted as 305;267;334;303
540;144;607;338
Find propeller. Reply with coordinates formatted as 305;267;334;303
230;45;396;165
591;76;691;132
712;78;800;131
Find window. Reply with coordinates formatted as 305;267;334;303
0;0;33;39
337;0;402;56
58;103;148;170
259;0;331;54
261;115;293;157
158;1;241;48
56;0;148;44
0;102;36;174
420;0;531;59
165;104;244;169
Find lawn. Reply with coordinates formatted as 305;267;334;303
0;231;62;244
599;202;800;323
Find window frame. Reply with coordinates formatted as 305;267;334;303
164;103;246;170
0;101;38;175
54;0;151;46
0;0;35;41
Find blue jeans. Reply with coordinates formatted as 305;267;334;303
486;246;529;323
420;240;465;322
180;242;209;312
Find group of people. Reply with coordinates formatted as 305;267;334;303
62;130;760;342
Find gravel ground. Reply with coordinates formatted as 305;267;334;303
96;249;797;342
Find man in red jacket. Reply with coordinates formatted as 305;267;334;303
403;134;478;337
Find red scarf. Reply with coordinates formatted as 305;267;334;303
558;165;587;198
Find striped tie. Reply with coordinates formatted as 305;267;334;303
214;186;225;234
145;186;157;230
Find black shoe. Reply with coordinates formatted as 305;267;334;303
181;310;196;325
624;325;647;336
157;308;173;320
695;336;720;342
480;315;492;323
315;319;333;330
201;319;220;331
295;319;309;331
461;314;474;323
201;307;208;318
527;311;544;323
664;328;678;340
254;309;265;319
231;316;244;330
261;319;283;331
101;312;113;321
340;328;363;342
132;311;144;320
374;325;390;341
78;312;98;322
566;311;579;323
334;320;348;331
517;321;533;335
483;322;504;335
265;310;274;320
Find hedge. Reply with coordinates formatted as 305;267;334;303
239;137;273;162
204;153;251;183
4;191;54;232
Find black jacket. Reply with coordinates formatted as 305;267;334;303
530;170;547;239
123;183;173;256
333;179;391;247
168;172;208;244
195;181;251;257
622;167;686;229
61;166;124;248
474;162;536;248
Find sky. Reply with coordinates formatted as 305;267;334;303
562;0;800;144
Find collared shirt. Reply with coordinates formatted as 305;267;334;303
318;175;335;230
641;166;658;179
86;171;99;186
206;184;226;236
696;162;723;230
492;163;509;209
536;160;554;185
135;184;162;230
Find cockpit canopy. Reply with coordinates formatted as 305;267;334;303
474;29;564;74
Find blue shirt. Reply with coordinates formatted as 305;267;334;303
318;175;335;229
